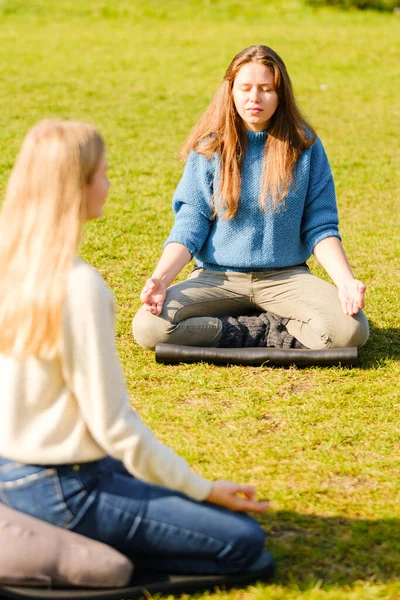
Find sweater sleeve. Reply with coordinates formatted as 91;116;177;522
164;150;215;255
301;137;342;253
62;262;212;501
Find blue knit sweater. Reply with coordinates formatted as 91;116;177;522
165;130;341;272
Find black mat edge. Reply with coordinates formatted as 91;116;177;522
155;343;359;367
0;563;275;599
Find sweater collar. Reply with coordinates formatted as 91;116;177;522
245;129;268;144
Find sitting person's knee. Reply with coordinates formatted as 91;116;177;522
132;309;169;350
225;516;266;569
350;311;369;348
305;311;369;349
328;310;369;349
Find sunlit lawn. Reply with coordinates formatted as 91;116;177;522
0;1;399;598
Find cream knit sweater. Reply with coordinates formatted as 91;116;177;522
0;259;212;501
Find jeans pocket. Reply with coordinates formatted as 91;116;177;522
0;462;74;528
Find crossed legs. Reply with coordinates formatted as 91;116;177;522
133;266;369;350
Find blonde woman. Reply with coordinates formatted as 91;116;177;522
0;120;274;577
133;45;369;351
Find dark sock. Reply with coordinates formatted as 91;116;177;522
218;313;307;349
237;315;268;347
218;316;244;347
259;312;297;348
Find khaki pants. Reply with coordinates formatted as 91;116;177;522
133;266;369;350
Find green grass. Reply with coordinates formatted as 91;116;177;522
0;1;399;598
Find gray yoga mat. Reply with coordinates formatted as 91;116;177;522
155;343;359;367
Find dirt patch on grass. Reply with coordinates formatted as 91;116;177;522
280;376;315;398
257;414;286;432
321;473;378;492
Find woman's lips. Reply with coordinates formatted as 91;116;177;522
247;107;262;113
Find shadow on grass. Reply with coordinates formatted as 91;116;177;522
359;321;400;367
265;510;400;587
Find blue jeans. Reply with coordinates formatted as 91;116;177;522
0;456;273;575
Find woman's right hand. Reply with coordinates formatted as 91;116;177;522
140;278;167;315
139;243;192;316
206;481;270;514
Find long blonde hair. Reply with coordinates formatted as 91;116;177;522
180;45;316;219
0;120;105;358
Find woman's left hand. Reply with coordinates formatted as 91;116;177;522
338;279;366;316
206;481;270;514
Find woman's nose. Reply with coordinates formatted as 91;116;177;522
249;87;260;102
